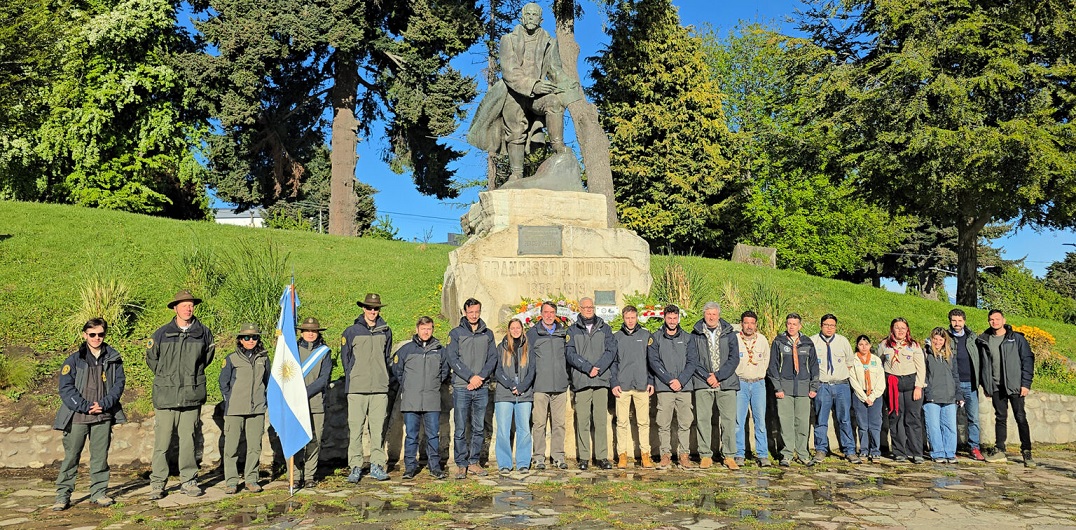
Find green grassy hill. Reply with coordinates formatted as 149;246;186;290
1;201;1074;420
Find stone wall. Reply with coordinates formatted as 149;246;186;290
3;386;1073;469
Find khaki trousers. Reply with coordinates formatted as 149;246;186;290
531;391;567;464
150;407;200;489
347;393;389;468
656;392;693;455
223;414;264;486
615;389;651;456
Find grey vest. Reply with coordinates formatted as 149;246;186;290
224;350;269;416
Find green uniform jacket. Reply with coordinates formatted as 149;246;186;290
341;316;393;393
219;347;270;416
146;317;215;409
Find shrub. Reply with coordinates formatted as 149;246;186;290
0;351;37;396
979;265;1076;324
219;239;290;336
68;276;140;338
652;257;712;315
746;281;794;341
1013;325;1056;360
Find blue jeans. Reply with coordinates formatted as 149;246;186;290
924;402;957;459
958;382;980;449
736;379;768;459
495;401;533;470
813;382;855;455
851;397;882;456
403;411;442;473
453;387;489;466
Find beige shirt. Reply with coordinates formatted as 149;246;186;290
736;331;770;381
810;333;853;383
878;340;926;388
849;353;886;402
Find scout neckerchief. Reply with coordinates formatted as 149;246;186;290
820;333;835;375
739;331;759;366
857;350;873;395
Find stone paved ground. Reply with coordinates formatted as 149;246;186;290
2;446;1076;529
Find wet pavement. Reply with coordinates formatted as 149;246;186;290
3;446;1076;529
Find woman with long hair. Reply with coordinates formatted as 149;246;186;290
494;319;536;475
848;335;885;462
878;318;926;463
924;327;961;463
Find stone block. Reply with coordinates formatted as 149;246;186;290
461;189;609;239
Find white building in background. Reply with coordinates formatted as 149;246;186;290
214;208;264;228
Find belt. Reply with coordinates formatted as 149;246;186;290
739;377;765;383
821;379;849;385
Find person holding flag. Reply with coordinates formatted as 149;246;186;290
219;323;271;494
341;293;394;483
295;317;333;489
267;284;314;493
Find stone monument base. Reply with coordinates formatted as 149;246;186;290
442;189;651;324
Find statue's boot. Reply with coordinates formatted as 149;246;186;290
546;113;570;154
507;143;525;181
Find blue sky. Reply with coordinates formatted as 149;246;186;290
203;0;1075;279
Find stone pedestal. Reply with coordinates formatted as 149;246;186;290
442;189;652;325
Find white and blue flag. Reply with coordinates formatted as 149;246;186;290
268;284;312;458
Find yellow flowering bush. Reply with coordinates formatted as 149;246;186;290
1014;325;1057;361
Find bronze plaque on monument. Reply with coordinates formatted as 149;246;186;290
518;226;563;256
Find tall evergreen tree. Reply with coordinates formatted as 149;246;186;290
590;0;737;254
801;0;1076;305
185;0;483;235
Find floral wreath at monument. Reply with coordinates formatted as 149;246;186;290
510;296;667;330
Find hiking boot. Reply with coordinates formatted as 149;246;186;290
456;466;468;479
498;467;512;477
699;457;713;469
779;458;791;467
467;464;488;477
723;457;739;470
90;495;114;507
347;466;363;483
985;448;1008;463
911;456;925;464
596;459;613;470
578;460;589;470
657;454;672;469
534;462;546;471
553;460;569;470
181;480;202;497
758;458;771;468
517;466;531;476
431;469;448;480
809;450;826;466
402;468;417;480
223;484;238;495
734;457;745;467
617;453;629;469
52;499;69;511
246;482;263;493
641;454;655;468
970;448;986;462
1022;450;1036;468
148;488;165;500
679;453;696;469
368;464;389;481
846;454;862;464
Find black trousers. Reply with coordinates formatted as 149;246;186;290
887;374;924;458
991;391;1032;452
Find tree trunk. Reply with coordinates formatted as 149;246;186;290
955;216;990;306
553;0;618;227
328;51;360;236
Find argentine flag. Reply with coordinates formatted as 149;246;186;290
268;285;312;458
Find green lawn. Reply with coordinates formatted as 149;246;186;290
1;200;1074;415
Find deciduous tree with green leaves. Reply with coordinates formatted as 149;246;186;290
589;0;737;254
702;22;908;279
801;0;1076;305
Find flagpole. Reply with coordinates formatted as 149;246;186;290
288;455;295;496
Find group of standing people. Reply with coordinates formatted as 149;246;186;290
50;289;1038;510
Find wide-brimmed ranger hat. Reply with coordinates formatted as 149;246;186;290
237;323;262;336
167;289;202;309
298;317;327;331
357;293;385;309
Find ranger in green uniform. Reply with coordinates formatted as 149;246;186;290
146;290;215;499
52;318;126;511
219;323;270;494
296;317;333;488
341;293;394;482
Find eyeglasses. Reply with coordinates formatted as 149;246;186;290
363;307;380;312
580;306;595;310
86;332;106;338
238;335;258;341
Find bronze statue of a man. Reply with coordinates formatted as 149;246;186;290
467;2;582;182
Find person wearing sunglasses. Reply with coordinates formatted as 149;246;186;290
219;323;270;494
146;289;215;499
52;318;126;511
341;293;394;483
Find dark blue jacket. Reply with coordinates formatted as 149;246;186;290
54;343;126;430
445;317;498;390
565;316;617;390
